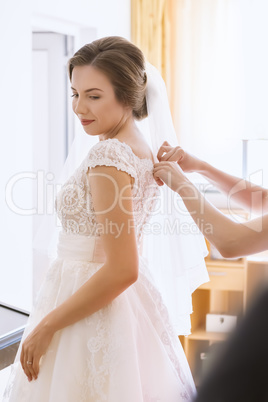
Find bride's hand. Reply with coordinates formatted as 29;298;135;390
157;141;202;173
20;321;54;382
153;161;189;193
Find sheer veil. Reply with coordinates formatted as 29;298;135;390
33;61;209;335
138;62;209;334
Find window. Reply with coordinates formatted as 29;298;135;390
32;32;74;303
174;0;268;191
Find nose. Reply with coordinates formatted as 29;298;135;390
73;96;88;115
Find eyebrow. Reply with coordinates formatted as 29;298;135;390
71;87;103;93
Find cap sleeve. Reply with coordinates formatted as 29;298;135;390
85;138;137;183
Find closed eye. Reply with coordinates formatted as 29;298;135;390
71;94;99;100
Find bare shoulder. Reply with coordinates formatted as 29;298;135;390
116;134;155;163
131;140;155;162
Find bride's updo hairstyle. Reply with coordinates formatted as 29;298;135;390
68;36;148;120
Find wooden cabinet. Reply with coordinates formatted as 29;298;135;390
179;237;268;387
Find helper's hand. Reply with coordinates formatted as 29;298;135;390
20;321;54;382
157;141;203;173
153;161;189;193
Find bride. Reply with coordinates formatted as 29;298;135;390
4;36;208;401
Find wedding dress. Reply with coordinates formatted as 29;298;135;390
3;137;196;401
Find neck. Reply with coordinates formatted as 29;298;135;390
99;114;135;141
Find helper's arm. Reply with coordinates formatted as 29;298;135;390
153;161;268;258
157;142;268;215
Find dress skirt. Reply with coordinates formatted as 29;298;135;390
3;232;196;402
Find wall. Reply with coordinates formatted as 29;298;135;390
0;0;131;311
32;0;131;39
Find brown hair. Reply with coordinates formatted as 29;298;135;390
68;36;147;120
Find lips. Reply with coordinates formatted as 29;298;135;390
81;120;95;126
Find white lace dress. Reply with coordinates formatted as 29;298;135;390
3;138;196;402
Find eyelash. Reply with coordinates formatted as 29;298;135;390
71;94;100;100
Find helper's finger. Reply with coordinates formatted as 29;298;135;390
154;161;171;168
154;177;164;186
159;141;171;148
160;149;177;161
157;144;173;161
153;166;166;178
173;147;185;163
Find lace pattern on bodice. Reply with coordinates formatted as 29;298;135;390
55;138;160;248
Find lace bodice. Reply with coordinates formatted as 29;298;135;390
55;138;160;249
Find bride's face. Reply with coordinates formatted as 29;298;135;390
71;65;130;138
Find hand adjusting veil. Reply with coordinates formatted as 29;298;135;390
33;61;209;336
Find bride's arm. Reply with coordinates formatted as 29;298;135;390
153;161;268;258
44;165;138;327
21;165;138;381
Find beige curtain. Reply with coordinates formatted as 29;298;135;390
173;0;247;154
131;0;176;113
